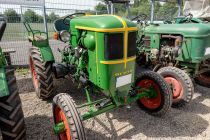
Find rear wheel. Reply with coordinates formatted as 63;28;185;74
195;58;210;87
195;72;210;87
29;46;54;99
135;71;172;116
53;93;86;140
0;68;26;140
157;67;194;107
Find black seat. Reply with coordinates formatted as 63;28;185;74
0;21;6;41
54;19;69;32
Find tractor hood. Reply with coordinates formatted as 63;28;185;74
145;23;210;38
71;15;137;29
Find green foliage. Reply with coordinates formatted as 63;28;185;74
24;10;60;23
95;0;179;21
95;3;107;12
24;9;43;23
156;2;178;21
47;12;59;23
4;9;21;23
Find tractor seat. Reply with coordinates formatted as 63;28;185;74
28;35;46;42
54;19;69;32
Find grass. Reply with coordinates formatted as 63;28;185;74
2;23;55;41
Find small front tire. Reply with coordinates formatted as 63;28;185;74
135;71;172;116
157;67;194;107
53;93;86;140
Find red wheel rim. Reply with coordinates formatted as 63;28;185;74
55;106;72;140
164;77;183;101
138;79;161;109
29;57;38;89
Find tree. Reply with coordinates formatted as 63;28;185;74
24;9;43;23
95;3;107;14
131;0;150;17
157;2;178;21
47;12;59;23
4;9;20;23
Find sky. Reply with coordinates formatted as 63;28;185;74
0;0;101;15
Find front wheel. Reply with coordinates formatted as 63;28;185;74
52;93;86;140
157;67;194;107
135;71;172;116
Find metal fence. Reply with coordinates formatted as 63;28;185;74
0;0;179;66
0;0;102;66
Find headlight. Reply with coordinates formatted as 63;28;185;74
60;30;70;42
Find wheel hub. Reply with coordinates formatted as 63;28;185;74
138;79;161;109
164;77;183;99
54;106;72;140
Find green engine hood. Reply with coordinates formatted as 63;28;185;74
71;15;137;29
145;23;210;38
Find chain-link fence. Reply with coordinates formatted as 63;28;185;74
0;0;101;66
0;0;180;66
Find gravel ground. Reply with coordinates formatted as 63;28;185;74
14;71;210;140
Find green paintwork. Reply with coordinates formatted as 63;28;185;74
59;14;152;120
0;68;9;97
0;48;6;67
54;121;65;135
70;15;136;48
0;47;9;97
71;15;135;29
30;14;160;122
67;15;137;93
81;87;157;120
144;24;210;38
138;21;210;76
23;22;55;62
175;17;204;24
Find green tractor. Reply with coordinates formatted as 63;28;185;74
104;0;195;107
132;0;210;106
25;13;173;139
0;18;26;139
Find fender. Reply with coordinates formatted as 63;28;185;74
0;68;9;97
0;48;6;67
33;40;55;62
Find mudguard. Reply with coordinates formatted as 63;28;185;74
24;21;55;62
0;68;9;97
0;48;6;67
33;40;55;62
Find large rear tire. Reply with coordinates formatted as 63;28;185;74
195;58;210;87
53;93;86;140
195;72;210;88
0;68;26;140
135;71;172;116
157;67;194;107
29;46;54;99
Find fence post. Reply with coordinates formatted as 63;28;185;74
150;0;154;23
42;6;48;37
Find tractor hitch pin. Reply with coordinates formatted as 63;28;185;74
54;121;65;135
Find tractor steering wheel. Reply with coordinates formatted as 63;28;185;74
184;13;193;23
63;13;86;26
132;14;147;24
